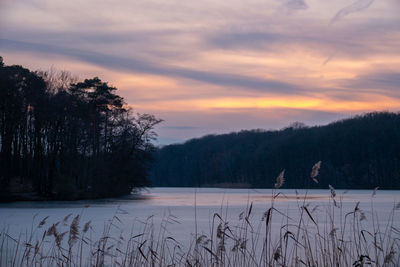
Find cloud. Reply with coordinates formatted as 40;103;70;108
283;0;308;11
338;71;400;98
322;52;336;65
331;0;374;24
205;27;372;58
165;126;198;130
0;38;301;95
207;31;282;50
1;0;399;144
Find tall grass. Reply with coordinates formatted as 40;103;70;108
1;192;399;266
1;177;399;266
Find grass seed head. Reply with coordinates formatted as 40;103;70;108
38;216;49;228
274;246;281;261
274;170;285;189
372;186;379;197
329;184;336;198
68;215;80;247
311;161;321;183
83;220;91;233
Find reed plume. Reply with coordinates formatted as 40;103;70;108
328;184;336;198
68;215;80;247
274;170;285;189
311;161;321;183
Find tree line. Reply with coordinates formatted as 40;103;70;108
0;57;161;200
151;112;400;189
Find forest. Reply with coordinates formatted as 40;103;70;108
0;57;161;201
151;112;400;189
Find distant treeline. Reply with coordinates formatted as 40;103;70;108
0;57;161;200
151;112;400;189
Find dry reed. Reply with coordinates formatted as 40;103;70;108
1;164;399;266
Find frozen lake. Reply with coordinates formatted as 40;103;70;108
1;187;400;266
1;187;399;246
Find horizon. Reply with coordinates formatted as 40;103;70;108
157;111;395;146
1;0;399;145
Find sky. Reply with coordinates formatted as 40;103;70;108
0;0;399;144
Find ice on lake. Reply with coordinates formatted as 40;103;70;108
1;187;399;247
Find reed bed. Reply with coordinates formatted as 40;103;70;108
1;162;399;266
1;189;399;267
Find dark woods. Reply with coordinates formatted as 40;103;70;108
0;57;162;201
152;112;400;189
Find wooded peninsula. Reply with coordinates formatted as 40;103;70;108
0;57;161;201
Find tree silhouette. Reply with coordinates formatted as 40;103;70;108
0;58;161;200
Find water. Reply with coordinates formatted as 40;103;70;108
0;187;399;247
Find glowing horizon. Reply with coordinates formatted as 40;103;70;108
1;0;399;144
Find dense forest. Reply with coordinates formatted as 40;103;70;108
0;57;161;201
151;112;400;189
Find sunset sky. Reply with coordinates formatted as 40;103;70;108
1;0;399;144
